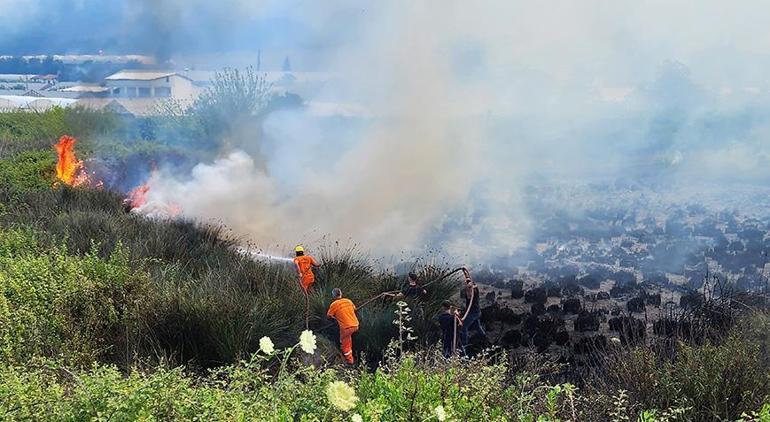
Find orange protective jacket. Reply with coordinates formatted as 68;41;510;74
294;255;319;287
327;298;359;329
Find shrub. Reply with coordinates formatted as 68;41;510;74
0;150;54;193
593;313;770;421
191;66;272;141
0;228;146;366
0;345;577;421
0;108;121;146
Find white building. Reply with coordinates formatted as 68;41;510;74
0;95;77;112
104;71;198;100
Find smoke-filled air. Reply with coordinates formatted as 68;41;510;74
6;1;770;261
103;1;770;262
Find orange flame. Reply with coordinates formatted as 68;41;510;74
54;135;88;186
124;177;182;217
125;183;150;209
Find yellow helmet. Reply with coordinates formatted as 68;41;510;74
295;245;305;253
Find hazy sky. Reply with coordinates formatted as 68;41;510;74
0;0;359;67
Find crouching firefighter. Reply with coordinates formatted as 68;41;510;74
327;288;360;365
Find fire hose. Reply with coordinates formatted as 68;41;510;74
451;272;476;356
315;266;472;335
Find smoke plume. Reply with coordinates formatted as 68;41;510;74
7;1;770;261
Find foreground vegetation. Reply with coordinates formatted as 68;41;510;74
1;315;769;421
1;105;769;420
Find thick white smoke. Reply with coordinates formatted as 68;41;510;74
144;2;488;255
133;1;770;259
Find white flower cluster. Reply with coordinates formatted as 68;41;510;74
259;336;275;355
326;380;359;411
299;330;317;354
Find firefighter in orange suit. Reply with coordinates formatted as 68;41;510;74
327;288;360;365
293;245;320;293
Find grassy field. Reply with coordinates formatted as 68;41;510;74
0;108;768;420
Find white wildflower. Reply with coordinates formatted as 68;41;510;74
434;405;447;421
326;381;359;411
299;330;317;354
259;336;275;355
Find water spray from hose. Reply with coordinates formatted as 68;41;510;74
236;247;294;264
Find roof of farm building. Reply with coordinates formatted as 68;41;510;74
61;84;110;93
0;95;77;109
105;71;192;82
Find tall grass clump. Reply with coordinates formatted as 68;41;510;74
0;176;459;368
589;312;770;421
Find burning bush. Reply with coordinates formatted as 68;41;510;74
54;135;84;185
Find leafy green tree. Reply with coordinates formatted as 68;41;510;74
191;66;272;144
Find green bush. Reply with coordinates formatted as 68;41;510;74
191;66;272;142
0;150;55;193
0;349;570;421
0;109;70;144
0;108;123;146
0;228;146;366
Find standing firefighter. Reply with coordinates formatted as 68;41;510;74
293;245;320;293
294;245;320;329
460;268;487;350
327;288;360;365
401;272;427;299
437;300;463;357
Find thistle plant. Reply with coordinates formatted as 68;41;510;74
610;390;630;422
393;301;418;355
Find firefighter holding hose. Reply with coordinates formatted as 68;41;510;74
327;288;360;365
294;245;321;329
460;268;487;350
293;245;320;294
438;300;463;357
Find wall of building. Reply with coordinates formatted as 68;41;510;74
106;75;197;99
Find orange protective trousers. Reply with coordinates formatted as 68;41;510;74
340;326;359;363
301;278;314;293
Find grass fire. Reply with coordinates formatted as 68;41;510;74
53;135;85;186
1;2;770;421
